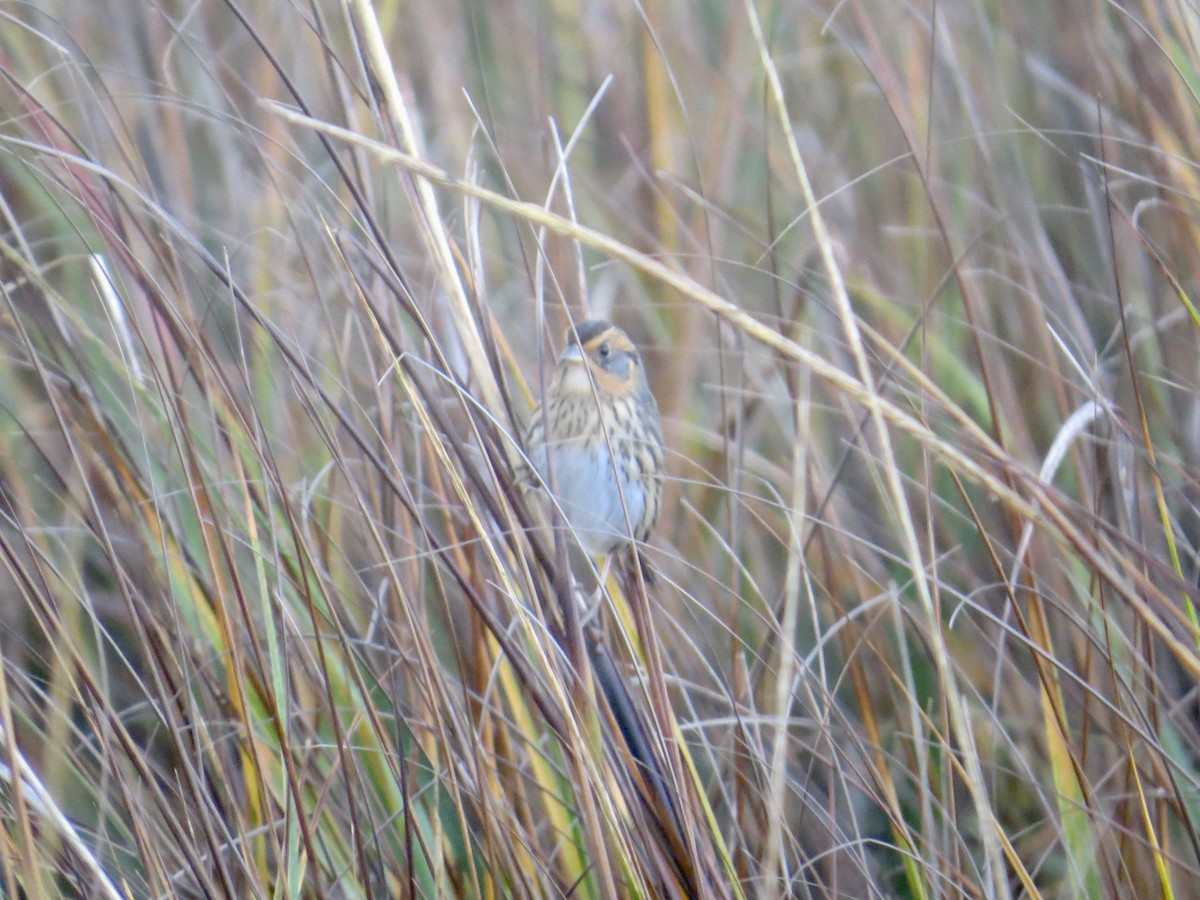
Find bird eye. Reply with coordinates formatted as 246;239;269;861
597;342;611;358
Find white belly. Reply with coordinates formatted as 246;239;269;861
533;444;644;556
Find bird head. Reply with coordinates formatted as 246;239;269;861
553;320;645;400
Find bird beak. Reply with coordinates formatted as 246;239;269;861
557;343;584;365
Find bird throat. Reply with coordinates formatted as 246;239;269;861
555;361;594;397
556;361;633;400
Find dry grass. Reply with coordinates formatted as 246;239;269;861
1;0;1199;896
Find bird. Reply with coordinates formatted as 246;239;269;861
525;324;700;892
524;319;664;588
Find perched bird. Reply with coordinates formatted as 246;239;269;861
524;319;664;580
527;325;697;891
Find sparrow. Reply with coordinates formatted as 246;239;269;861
524;319;664;581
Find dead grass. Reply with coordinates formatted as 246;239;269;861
0;0;1199;896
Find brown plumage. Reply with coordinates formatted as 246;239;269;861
524;320;664;561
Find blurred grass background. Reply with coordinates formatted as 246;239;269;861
2;0;1200;896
